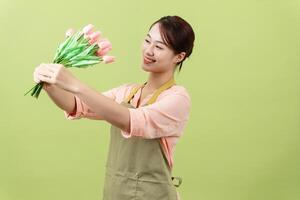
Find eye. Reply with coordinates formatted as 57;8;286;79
145;39;150;43
156;45;163;50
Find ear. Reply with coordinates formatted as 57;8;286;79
174;52;186;64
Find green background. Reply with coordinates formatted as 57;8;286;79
1;0;300;199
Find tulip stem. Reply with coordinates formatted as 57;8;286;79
24;83;44;99
24;84;37;96
34;83;43;98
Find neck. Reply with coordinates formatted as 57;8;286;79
144;71;174;92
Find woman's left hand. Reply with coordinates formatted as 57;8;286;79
34;63;81;93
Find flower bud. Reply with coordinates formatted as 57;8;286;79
65;28;75;38
88;31;101;44
82;24;94;35
96;46;112;56
98;40;111;49
102;55;115;64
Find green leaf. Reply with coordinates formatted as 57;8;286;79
53;35;73;62
69;59;100;67
69;43;98;61
55;44;86;63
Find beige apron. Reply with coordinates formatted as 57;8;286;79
103;78;182;200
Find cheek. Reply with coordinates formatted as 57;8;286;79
157;51;173;62
141;42;148;51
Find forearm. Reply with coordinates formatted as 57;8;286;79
74;82;130;131
44;84;76;113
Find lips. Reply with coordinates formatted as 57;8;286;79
143;56;156;64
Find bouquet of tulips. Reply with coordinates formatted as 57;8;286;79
24;24;115;98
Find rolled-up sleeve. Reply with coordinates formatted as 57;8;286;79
120;92;191;139
64;95;102;120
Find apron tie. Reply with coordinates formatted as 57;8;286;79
172;176;182;188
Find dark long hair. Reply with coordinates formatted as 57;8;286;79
150;16;195;72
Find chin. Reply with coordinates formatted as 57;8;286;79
141;63;161;73
141;63;152;71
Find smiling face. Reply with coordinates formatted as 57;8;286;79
141;23;183;73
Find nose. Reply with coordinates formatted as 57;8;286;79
145;43;154;56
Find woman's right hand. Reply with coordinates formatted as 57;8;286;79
33;63;53;91
33;63;77;114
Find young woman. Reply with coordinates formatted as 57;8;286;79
33;15;195;200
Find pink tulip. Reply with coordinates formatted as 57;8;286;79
98;40;111;49
82;24;94;35
102;55;115;64
97;38;109;43
88;31;101;44
99;37;108;41
96;46;112;56
65;28;75;38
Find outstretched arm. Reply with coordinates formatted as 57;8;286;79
33;63;130;131
74;81;130;131
44;84;76;114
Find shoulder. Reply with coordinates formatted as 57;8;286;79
158;84;191;103
152;85;191;121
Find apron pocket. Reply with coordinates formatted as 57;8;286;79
103;172;139;200
135;179;178;200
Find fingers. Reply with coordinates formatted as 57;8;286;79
33;63;56;84
33;73;40;84
36;73;55;84
33;68;42;84
46;63;63;70
33;63;65;86
44;64;56;73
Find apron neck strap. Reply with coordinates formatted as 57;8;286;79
147;78;175;105
124;78;176;105
124;83;146;103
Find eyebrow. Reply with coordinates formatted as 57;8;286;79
147;34;166;45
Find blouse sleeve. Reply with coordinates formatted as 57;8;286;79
120;89;191;139
64;84;128;120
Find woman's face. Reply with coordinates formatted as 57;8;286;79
141;23;179;73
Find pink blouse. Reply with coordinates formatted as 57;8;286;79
64;83;191;169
